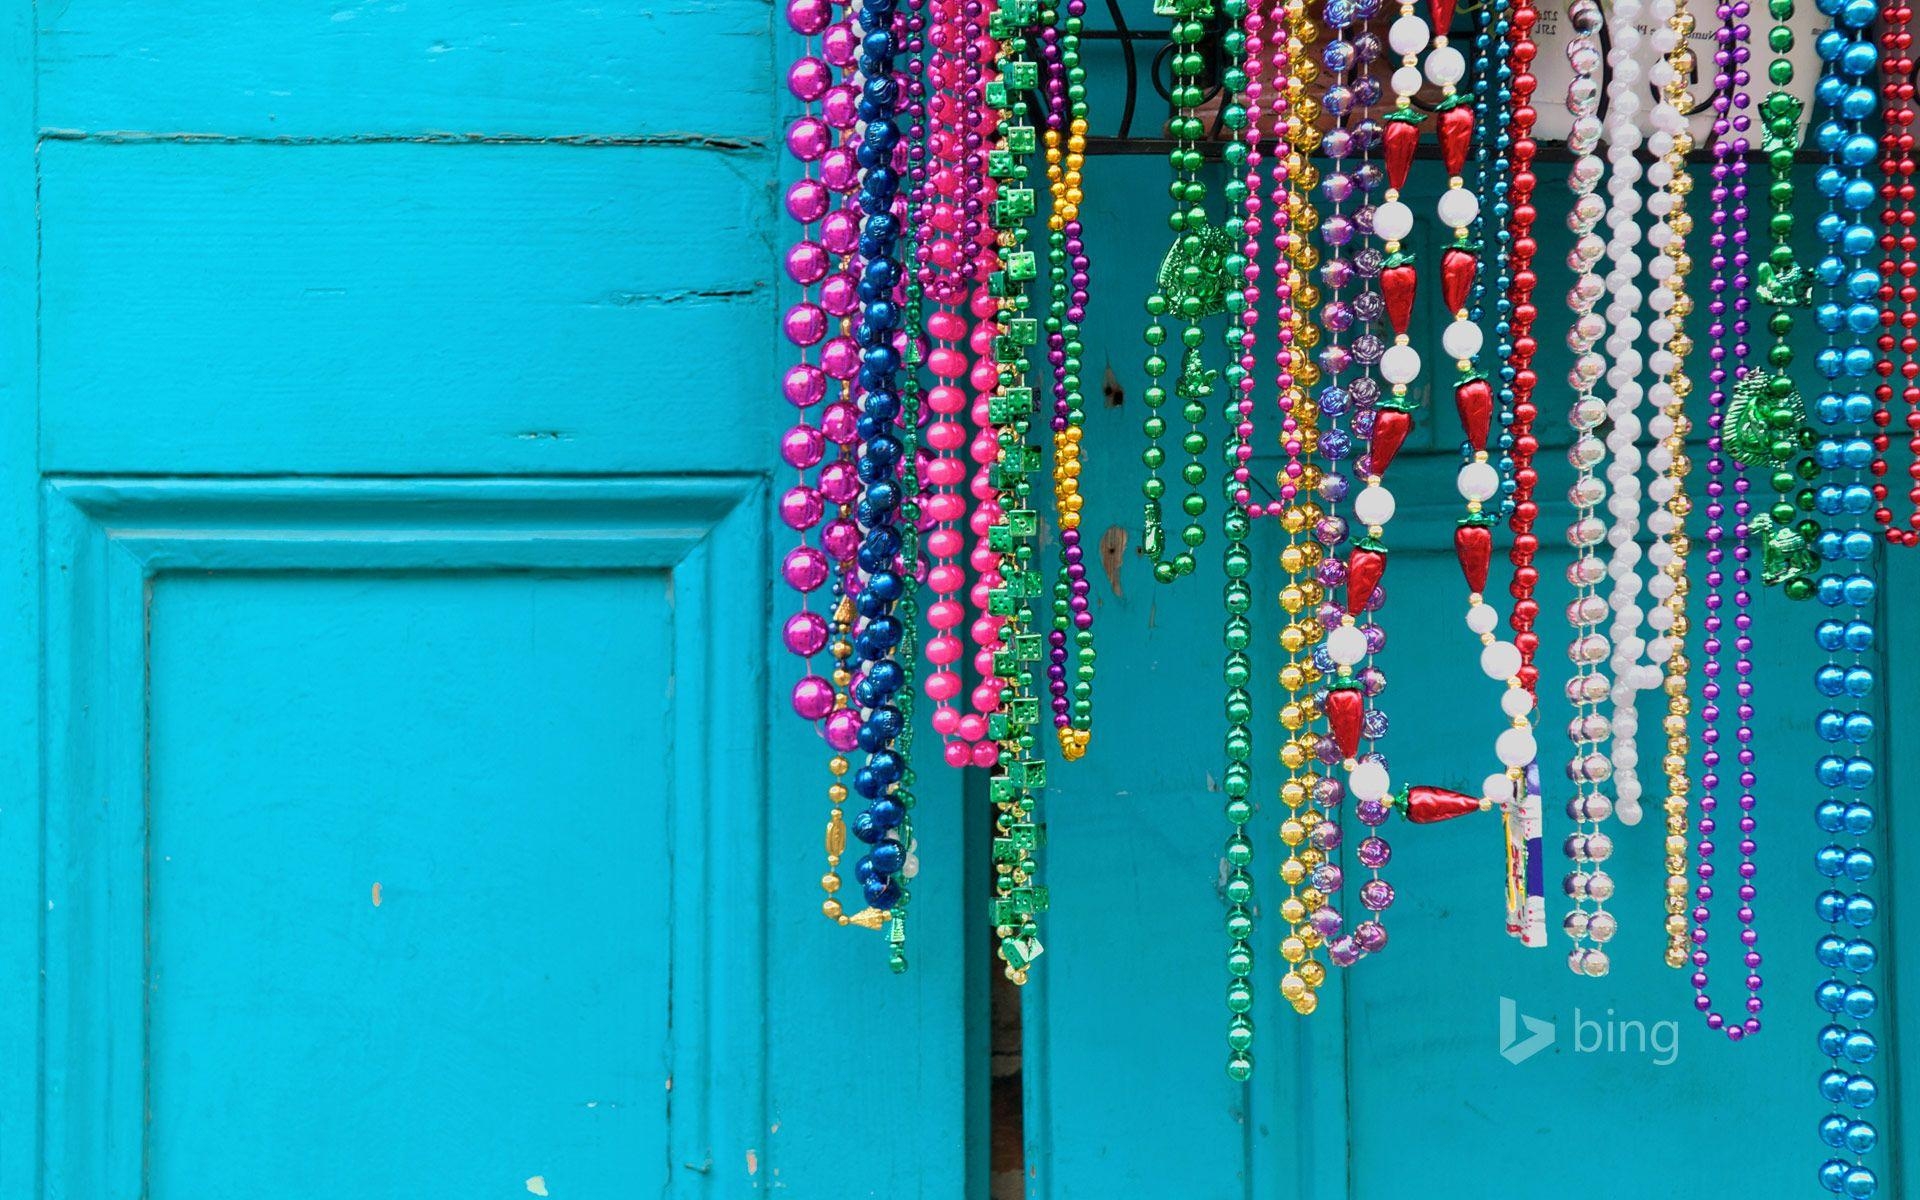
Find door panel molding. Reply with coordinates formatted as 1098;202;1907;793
40;474;768;1198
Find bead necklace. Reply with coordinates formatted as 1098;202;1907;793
1039;2;1097;761
1501;0;1546;946
1810;0;1883;1187
1598;0;1659;827
842;0;915;930
962;1;1011;772
1231;0;1281;1058
1745;0;1823;599
1211;0;1256;1073
1138;2;1226;582
780;7;872;925
1403;0;1543;950
1288;0;1374;1010
1325;5;1409;977
960;0;1013;773
1428;0;1544;947
1480;0;1543;948
1273;0;1343;1012
1278;0;1353;1009
1694;0;1760;1020
1423;0;1546;950
1310;0;1429;976
1642;0;1698;973
985;0;1050;984
1559;0;1618;968
1873;0;1920;544
922;0;1003;769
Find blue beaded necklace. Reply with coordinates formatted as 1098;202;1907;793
846;0;914;921
1809;0;1885;1187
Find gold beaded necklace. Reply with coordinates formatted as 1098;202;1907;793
1649;0;1699;968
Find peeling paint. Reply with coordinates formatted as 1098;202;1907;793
1098;525;1126;596
370;881;382;907
525;1176;549;1196
747;1149;759;1176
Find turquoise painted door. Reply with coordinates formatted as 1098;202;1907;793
1022;152;1920;1198
5;6;976;1197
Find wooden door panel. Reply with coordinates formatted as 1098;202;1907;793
38;141;769;476
147;570;675;1196
40;478;772;1197
38;0;770;142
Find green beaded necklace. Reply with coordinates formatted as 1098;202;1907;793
1747;0;1823;596
1213;0;1258;1080
986;0;1051;985
1139;1;1230;583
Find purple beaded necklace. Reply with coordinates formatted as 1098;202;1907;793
1694;0;1766;1038
1037;9;1097;758
1330;52;1394;971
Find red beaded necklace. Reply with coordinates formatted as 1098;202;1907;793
1875;2;1920;546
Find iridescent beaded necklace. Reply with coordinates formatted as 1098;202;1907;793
779;3;872;926
1500;0;1545;948
1809;0;1883;1187
1873;0;1920;545
1139;4;1225;582
1642;0;1698;974
1330;27;1395;971
1288;0;1371;1010
921;0;1001;769
962;0;1012;772
1559;1;1618;968
1278;0;1343;1009
1226;0;1276;1066
842;0;917;935
984;0;1050;984
1695;0;1760;1019
1597;0;1656;819
1039;1;1097;761
1211;0;1256;1073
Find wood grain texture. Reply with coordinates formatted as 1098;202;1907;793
39;0;772;142
39;140;777;475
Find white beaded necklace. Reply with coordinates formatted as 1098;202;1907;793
1598;0;1660;827
1560;0;1619;975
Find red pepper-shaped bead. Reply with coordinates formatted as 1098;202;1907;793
1393;784;1485;824
1383;118;1421;191
1428;0;1457;35
1454;520;1493;594
1438;105;1474;176
1326;687;1364;760
1368;406;1414;479
1454;376;1494;452
1346;543;1388;615
1441;247;1477;316
1382;263;1417;335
